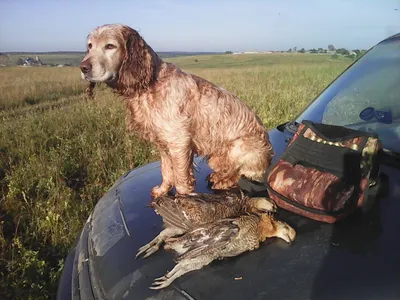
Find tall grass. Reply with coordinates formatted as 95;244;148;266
0;67;87;110
0;54;351;299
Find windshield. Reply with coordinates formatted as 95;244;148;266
295;36;400;153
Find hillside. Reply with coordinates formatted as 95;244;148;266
1;51;223;67
0;53;10;66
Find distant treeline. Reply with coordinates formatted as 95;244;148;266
4;51;85;55
158;51;223;58
4;51;223;58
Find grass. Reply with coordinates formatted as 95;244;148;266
0;67;86;110
0;53;352;299
168;52;351;69
6;53;86;66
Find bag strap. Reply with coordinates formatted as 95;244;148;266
237;159;274;193
360;171;388;213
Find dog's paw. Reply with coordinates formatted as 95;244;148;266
207;172;222;183
211;178;239;191
151;186;169;198
211;182;228;191
207;172;215;182
175;184;195;195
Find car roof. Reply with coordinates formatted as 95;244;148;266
379;32;400;44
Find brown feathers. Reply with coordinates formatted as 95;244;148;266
151;213;296;289
135;191;277;259
84;82;95;100
135;192;295;289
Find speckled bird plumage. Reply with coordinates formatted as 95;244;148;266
135;190;277;259
150;212;296;289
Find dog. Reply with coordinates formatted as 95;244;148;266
79;24;274;198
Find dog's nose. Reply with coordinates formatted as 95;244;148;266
80;60;92;74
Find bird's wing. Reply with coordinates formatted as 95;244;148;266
184;191;239;203
152;192;240;230
174;218;240;261
151;196;194;230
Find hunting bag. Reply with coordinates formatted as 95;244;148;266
265;120;381;223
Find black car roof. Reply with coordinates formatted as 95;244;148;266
379;32;400;44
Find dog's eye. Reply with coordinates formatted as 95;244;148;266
88;43;92;50
105;44;116;50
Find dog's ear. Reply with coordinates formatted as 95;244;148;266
118;26;156;90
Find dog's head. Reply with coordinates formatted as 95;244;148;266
79;24;158;90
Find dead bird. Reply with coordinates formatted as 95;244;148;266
84;82;95;100
150;212;296;290
135;190;277;259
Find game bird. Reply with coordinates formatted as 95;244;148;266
135;190;278;259
150;212;296;289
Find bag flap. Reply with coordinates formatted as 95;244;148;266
281;134;362;184
301;120;378;142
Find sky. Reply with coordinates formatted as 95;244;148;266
1;0;400;52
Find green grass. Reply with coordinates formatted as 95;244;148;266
0;67;87;110
164;52;352;69
0;53;352;299
6;53;86;66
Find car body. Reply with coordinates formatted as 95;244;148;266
57;33;400;300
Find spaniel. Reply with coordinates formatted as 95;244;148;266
79;24;274;198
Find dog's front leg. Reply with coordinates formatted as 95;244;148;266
169;145;195;195
151;151;174;198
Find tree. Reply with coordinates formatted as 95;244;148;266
287;48;292;52
293;46;297;52
299;48;306;53
310;48;318;54
336;48;350;55
318;48;324;53
224;51;233;54
328;44;335;51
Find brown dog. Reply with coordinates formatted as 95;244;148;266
79;24;274;198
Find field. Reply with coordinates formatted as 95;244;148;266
0;53;353;299
1;51;224;67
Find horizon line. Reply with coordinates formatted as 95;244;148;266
1;50;226;53
0;47;369;54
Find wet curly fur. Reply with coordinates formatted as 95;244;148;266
80;24;274;198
